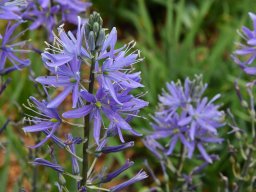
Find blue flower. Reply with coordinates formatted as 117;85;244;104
54;0;91;24
23;96;61;148
36;58;81;108
22;2;60;42
0;21;30;75
178;94;224;140
96;28;144;103
42;17;89;66
232;12;256;75
145;76;225;163
109;170;148;192
32;158;64;173
0;0;27;20
63;87;147;144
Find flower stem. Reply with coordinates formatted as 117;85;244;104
81;54;96;187
238;88;256;191
172;144;185;191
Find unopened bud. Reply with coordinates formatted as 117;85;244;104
88;31;95;51
241;100;248;108
58;174;66;185
96;29;105;48
93;22;100;34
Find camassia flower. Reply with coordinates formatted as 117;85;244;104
0;21;30;75
144;75;225;163
232;12;256;75
22;2;60;42
96;28;144;104
23;96;61;148
54;0;92;24
63;87;148;144
0;0;27;20
36;58;81;108
41;17;88;67
32;158;64;173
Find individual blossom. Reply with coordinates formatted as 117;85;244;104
22;2;60;42
41;16;88;67
23;96;61;148
109;170;148;192
63;87;148;144
95;28;144;104
66;134;80;175
32;158;64;173
0;0;27;20
187;131;223;163
149;113;191;156
232;12;256;75
54;0;92;24
178;94;224;140
0;21;30;75
37;0;50;8
92;160;134;184
36;58;81;108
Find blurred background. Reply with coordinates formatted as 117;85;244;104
1;0;256;191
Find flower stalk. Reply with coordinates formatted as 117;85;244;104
81;53;96;186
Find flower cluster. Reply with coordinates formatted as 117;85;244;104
23;12;148;191
144;75;225;163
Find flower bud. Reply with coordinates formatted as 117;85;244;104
93;22;100;35
88;31;95;51
96;29;105;48
58;174;66;185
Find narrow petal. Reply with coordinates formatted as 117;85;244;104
62;105;93;119
47;86;73;108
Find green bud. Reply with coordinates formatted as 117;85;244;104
88;31;95;51
96;29;105;48
241;100;248;108
93;22;100;35
58;174;66;185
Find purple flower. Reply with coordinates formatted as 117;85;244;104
63;88;147;144
109;170;148;192
0;21;30;75
145;76;225;163
38;0;50;8
32;158;64;173
232;12;256;75
178;94;224;140
150;113;191;156
187;130;223;163
96;28;144;103
23;96;61;148
66;134;80;175
93;160;134;184
0;0;27;20
54;0;91;24
97;141;134;154
42;17;89;66
22;2;59;42
36;58;81;108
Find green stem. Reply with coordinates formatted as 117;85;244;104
238;88;256;191
172;144;185;191
81;54;96;187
